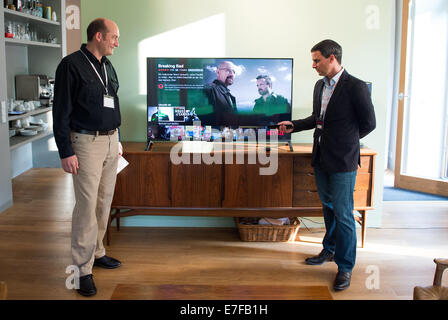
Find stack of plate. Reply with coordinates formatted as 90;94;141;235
24;125;43;132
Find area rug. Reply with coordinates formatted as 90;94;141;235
110;284;333;300
383;187;448;201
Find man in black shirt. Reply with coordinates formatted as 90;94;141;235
53;18;122;297
203;61;239;128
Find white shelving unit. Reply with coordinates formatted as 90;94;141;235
10;129;53;150
3;7;61;25
1;1;66;177
5;38;61;47
7;106;52;121
8;106;53;150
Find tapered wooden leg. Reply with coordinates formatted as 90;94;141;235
360;210;366;248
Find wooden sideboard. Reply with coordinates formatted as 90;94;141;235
108;142;376;247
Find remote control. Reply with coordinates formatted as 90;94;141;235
267;124;293;130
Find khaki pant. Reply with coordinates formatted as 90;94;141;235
70;131;119;277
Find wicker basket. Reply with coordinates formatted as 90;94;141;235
235;217;301;242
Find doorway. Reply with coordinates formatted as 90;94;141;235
394;0;448;196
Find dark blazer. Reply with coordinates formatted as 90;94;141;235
203;79;238;127
292;70;376;172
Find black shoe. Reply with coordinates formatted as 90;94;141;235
333;271;352;291
305;249;334;265
76;274;97;297
94;255;122;269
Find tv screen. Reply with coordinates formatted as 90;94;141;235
147;57;293;142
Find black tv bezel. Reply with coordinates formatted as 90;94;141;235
146;57;294;144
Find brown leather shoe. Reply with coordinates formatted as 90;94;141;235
305;249;334;265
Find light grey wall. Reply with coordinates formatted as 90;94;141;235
11;145;33;178
0;122;13;212
0;8;13;213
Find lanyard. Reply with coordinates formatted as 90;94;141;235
80;50;109;95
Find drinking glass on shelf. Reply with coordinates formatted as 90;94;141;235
11;21;17;38
22;0;30;14
8;99;15;113
32;3;38;16
12;22;19;39
31;30;37;41
24;23;30;40
17;23;25;40
47;33;55;43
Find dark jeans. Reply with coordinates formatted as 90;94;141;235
313;165;358;273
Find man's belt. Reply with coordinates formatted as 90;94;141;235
74;129;116;136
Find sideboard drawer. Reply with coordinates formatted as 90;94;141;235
293;156;313;173
293;190;321;206
293;189;371;207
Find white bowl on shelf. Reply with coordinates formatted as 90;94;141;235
30;122;48;131
19;128;38;136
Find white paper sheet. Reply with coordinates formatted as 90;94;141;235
117;156;129;174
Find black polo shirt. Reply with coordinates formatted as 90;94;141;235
53;44;121;159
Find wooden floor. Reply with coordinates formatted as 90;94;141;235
0;168;447;300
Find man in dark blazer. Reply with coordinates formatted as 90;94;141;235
279;39;376;291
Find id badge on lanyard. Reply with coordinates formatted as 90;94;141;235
80;50;115;109
104;95;115;109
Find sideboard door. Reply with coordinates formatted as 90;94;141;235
223;156;293;208
113;154;171;207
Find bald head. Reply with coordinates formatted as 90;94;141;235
87;18;118;42
216;61;236;86
86;18;119;58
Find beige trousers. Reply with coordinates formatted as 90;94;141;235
70;131;119;277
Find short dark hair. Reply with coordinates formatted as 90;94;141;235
311;39;342;64
87;18;108;42
256;75;272;87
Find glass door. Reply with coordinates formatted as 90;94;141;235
395;0;448;196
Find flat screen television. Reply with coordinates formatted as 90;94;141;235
147;57;293;143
